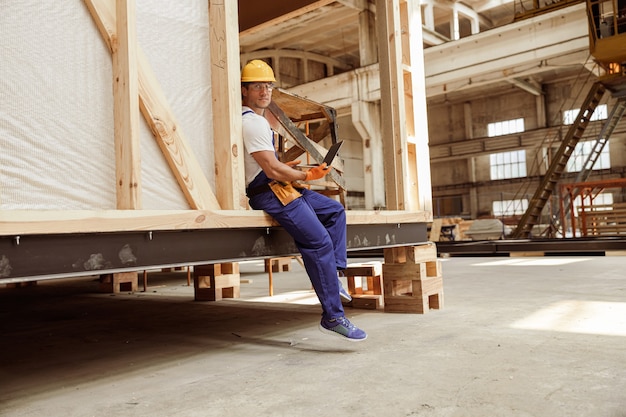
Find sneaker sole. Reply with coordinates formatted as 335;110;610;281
318;324;367;342
340;292;352;302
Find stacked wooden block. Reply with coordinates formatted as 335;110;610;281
193;262;240;301
99;272;138;293
342;261;384;310
382;243;444;314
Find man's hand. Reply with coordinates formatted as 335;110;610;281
305;163;330;181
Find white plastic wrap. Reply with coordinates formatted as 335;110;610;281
0;1;214;210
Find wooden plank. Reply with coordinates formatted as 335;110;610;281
209;0;246;210
384;276;443;301
377;0;432;212
239;0;335;37
402;0;432;212
407;243;438;264
84;0;221;210
113;0;142;209
350;295;383;310
0;209;431;235
376;0;405;210
271;88;329;122
383;260;442;282
352;96;386;209
429;218;442;241
136;51;220;210
345;261;383;277
266;101;345;189
384;297;427;313
383;263;428;280
383;247;406;263
384;243;437;264
358;6;377;66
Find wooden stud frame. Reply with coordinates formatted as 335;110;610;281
0;2;434;283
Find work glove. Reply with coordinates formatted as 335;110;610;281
305;163;329;181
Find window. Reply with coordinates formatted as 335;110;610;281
488;118;525;137
493;199;529;217
566;140;611;172
490;150;527;180
563;104;608;125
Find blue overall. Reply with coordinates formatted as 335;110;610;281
248;185;347;320
243;107;347;320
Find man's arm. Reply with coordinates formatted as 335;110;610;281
251;151;308;182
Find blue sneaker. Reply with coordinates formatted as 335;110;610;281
337;275;352;302
319;316;367;342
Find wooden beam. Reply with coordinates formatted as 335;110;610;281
209;0;246;210
336;0;368;11
113;0;142;209
267;101;346;189
84;0;221;210
358;6;377;67
241;49;351;73
376;0;405;210
351;8;385;209
239;0;335;37
400;0;433;212
0;209;430;235
351;92;385;209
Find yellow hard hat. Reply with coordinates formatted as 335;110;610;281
241;59;276;82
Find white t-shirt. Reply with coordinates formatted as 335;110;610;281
242;106;275;186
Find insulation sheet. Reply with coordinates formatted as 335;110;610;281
0;1;214;210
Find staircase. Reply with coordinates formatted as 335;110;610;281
512;81;607;238
554;97;626;235
573;98;626;184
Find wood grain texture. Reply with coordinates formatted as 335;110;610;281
85;0;220;210
0;209;430;235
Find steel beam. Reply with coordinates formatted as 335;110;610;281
435;237;626;255
0;223;427;284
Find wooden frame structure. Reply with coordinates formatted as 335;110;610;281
0;0;433;284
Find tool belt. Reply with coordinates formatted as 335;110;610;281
246;180;302;206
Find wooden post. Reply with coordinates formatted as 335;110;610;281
377;0;406;210
400;0;433;213
209;0;246;210
376;0;433;212
113;0;142;209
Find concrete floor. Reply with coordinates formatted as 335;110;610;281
1;255;625;417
